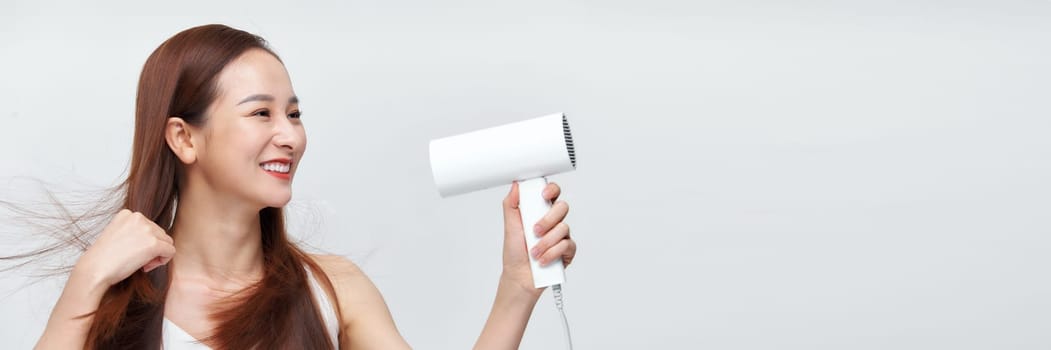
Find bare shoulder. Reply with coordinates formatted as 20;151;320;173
310;254;366;280
307;254;410;349
308;254;374;304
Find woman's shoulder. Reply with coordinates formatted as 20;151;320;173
306;253;386;311
309;253;365;279
306;254;410;347
307;254;379;302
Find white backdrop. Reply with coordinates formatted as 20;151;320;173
2;1;1050;349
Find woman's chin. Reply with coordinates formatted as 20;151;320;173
260;194;292;209
268;200;292;209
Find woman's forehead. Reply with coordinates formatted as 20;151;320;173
214;49;295;105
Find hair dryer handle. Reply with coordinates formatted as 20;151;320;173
517;177;566;288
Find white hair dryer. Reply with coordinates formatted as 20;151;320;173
429;113;576;288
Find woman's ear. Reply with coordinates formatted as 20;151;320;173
165;117;197;164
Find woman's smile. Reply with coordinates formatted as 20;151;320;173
260;158;292;180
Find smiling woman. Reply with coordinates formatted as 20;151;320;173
5;24;578;350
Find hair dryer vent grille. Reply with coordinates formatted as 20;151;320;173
562;114;576;168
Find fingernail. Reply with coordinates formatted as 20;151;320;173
533;224;542;235
531;247;539;258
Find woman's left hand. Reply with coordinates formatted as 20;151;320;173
500;181;576;298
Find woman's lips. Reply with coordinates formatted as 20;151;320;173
260;158;292;180
264;170;290;180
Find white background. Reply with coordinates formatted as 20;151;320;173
2;1;1050;349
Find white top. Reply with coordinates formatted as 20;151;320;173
162;268;340;349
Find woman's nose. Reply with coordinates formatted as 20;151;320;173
272;117;304;151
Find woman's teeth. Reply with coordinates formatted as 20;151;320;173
261;162;290;173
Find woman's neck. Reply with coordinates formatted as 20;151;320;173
168;187;265;283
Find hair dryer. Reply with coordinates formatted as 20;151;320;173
429;112;576;288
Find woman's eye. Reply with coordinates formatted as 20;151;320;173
289;111;302;119
252;109;271;118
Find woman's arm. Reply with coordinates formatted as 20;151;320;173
473;274;542;349
474;181;576;349
34;268;109;349
317;181;574;350
317;256;542;350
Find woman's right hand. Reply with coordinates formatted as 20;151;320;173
35;210;175;349
72;209;176;288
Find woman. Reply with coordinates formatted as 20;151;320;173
31;24;577;349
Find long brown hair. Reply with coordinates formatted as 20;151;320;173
6;24;340;349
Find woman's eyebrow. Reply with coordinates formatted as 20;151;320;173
237;94;299;105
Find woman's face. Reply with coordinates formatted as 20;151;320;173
192;48;306;209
